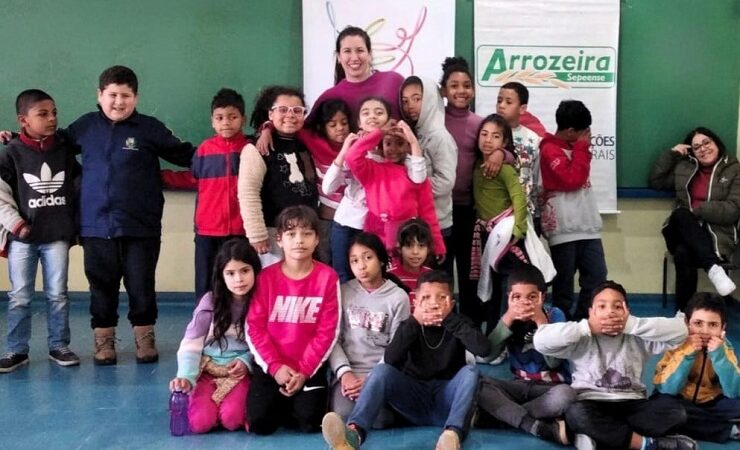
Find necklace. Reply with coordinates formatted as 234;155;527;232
420;326;446;350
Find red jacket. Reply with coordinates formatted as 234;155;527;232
539;133;592;192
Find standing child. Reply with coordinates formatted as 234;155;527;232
324;97;425;282
0;89;81;372
246;205;340;435
328;232;410;424
163;88;250;301
534;280;697;450
388;218;434;308
238;86;318;265
477;265;574;445
400;76;457;276
169;238;261;433
322;270;491;450
496;82;542;230
652;292;740;443
539;100;607;321
66;65;195;365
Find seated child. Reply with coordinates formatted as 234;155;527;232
169;238;261;433
322;270;491;450
534;280;698;450
328;232;410;425
246;205;340;434
477;265;575;445
0;89;81;372
652;292;740;443
388;218;434;308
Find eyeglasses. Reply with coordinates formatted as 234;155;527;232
270;105;307;116
692;139;713;152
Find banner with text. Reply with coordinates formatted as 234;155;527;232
302;0;455;110
474;0;619;213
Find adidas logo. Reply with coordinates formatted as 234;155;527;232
23;163;66;209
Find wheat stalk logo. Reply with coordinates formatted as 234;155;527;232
23;163;65;194
494;70;570;89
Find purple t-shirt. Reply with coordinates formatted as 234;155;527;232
445;106;483;205
310;70;405;120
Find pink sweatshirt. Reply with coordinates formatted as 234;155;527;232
246;261;340;378
345;129;446;256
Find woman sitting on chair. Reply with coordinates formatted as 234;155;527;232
650;126;740;311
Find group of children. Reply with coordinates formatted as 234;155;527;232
0;24;737;450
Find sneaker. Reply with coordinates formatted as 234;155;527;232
651;435;698;450
708;264;736;296
574;433;597;450
321;412;360;450
534;419;570;445
435;429;461;450
0;352;29;373
49;347;80;367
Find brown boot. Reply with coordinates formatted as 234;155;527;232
93;327;117;365
133;325;159;363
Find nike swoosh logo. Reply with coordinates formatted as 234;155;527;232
303;385;326;392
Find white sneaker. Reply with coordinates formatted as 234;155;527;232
708;264;736;296
574;434;596;450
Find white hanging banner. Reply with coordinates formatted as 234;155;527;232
474;0;619;213
302;0;456;109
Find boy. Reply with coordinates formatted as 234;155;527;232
539;100;606;320
534;280;697;450
477;265;575;445
162;88;249;301
388;218;434;308
0;89;81;372
66;65;195;365
322;270;491;450
496;82;542;226
653;292;740;442
400;76;457;276
246;205;340;435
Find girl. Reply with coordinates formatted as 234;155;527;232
328;232;410;425
169;237;261;433
238;86;318;264
388;218;435;308
245;205;340;435
324;96;425;282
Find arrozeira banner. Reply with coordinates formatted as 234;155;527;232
474;0;619;213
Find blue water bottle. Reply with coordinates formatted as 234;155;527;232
169;390;190;436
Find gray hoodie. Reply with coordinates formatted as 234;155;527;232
329;278;411;379
404;76;458;230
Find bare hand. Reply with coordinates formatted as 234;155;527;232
340;372;364;400
227;359;247;379
577;128;592;144
169;377;193;393
481;150;504;178
706;332;725;352
16;224;31;240
274;365;293;387
687;333;705;353
671;144;690;156
0;130;12;144
256;128;273;155
283;371;306;397
251;239;270;255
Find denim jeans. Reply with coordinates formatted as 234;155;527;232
348;363;479;441
330;221;361;283
6;240;70;354
549;239;607;320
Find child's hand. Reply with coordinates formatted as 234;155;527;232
0;130;12;144
274;364;293;386
576;128;592;144
530;304;549;326
169;377;192;393
671;144;691;156
227;359;247;379
481;149;504;178
706;332;725;352
283;372;306;397
503;298;534;326
256;128;274;155
16;224;31;240
380;118;398;135
251;239;271;255
340;372;364;400
687;333;705;353
599;313;627;336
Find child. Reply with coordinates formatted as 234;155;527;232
169;237;261;433
321;270;490;450
245;205;340;435
400;76;457;276
539;100;607;321
388;218;434;308
534;280;697;450
0;89;81;372
477;265;575;445
163;88;250;301
496;82;542;229
344;120;445;260
652;292;740;443
328;232;410;424
238;86;318;265
64;66;195;365
324;97;425;282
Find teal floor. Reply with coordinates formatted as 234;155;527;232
0;294;736;450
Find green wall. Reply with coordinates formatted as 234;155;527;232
1;0;737;187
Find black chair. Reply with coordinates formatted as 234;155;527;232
662;247;740;307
